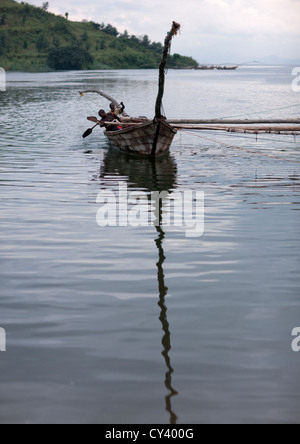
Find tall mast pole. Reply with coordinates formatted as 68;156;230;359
155;22;181;119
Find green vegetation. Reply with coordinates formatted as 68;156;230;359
48;46;93;70
0;0;198;71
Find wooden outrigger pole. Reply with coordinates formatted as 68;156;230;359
168;119;300;125
168;119;300;135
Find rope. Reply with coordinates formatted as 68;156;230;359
209;129;298;146
218;103;300;120
80;95;98;115
80;92;106;115
179;129;300;164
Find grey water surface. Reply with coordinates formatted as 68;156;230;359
0;67;300;424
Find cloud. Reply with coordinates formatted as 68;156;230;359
19;0;300;61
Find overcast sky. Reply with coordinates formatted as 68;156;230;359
23;0;300;63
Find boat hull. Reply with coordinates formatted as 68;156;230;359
105;119;177;157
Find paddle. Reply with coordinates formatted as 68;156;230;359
82;122;99;138
87;116;98;123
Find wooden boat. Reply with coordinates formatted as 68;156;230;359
81;24;298;148
195;65;215;70
106;22;180;157
105;119;177;157
174;66;195;70
80;22;181;157
216;65;238;70
194;65;238;70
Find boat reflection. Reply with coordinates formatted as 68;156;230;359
100;149;177;192
156;222;178;424
100;149;179;424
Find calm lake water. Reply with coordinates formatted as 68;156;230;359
0;67;300;424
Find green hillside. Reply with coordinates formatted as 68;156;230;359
0;0;198;71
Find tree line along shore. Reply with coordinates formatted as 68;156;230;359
0;0;198;71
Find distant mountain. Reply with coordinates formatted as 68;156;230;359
0;0;198;71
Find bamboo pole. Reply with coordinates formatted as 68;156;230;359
79;89;130;117
80;89;119;106
171;124;300;133
168;119;300;125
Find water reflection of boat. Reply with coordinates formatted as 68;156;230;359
155;223;178;424
100;150;179;423
100;149;178;192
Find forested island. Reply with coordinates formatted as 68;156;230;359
0;0;198;71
